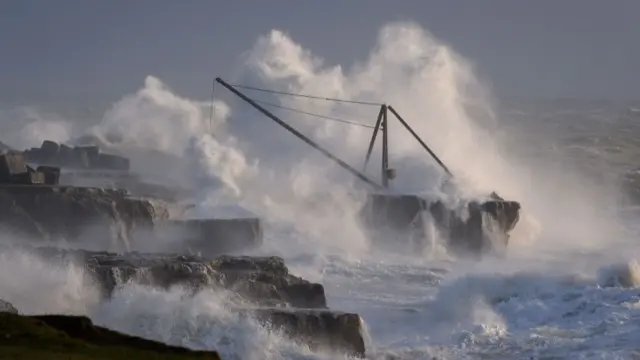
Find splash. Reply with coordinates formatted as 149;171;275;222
0;247;100;315
0;246;342;360
0;20;638;360
243;23;501;195
91;284;337;360
240;21;625;254
0;106;73;149
0;20;627;261
90;76;227;155
1;21;624;257
77;75;256;196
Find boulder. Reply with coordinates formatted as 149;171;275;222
41;140;60;155
37;165;61;185
24;140;131;171
0;152;58;185
250;309;366;357
0;299;17;314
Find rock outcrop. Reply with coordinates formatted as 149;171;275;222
23;140;191;202
359;192;521;256
2;245;366;356
0;151;59;185
24;140;130;171
24;246;325;308
0;185;166;251
0;148;263;256
59;170;191;202
0;184;262;256
251;309;366;357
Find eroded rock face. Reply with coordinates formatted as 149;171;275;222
0;184;262;256
250;309;366;357
19;246;326;309
0;245;365;357
0;186;167;251
359;193;521;256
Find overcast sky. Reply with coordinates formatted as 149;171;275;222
1;0;638;103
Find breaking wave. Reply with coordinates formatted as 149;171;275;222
1;21;639;359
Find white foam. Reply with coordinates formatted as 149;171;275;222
1;19;639;360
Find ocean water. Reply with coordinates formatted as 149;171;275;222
2;22;640;359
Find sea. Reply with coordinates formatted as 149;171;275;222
1;22;640;360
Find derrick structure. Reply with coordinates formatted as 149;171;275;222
213;77;521;256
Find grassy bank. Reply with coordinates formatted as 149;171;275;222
0;312;221;360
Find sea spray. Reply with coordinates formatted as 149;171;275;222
0;245;346;360
0;106;74;149
90;76;224;155
0;20;638;360
91;284;349;360
241;21;627;255
0;247;100;315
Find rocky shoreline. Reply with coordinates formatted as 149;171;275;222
0;143;367;358
0;245;367;358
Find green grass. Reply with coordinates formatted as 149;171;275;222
0;313;221;360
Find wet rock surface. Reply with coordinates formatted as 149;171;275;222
1;245;366;356
0;184;262;256
10;245;327;309
250;308;366;357
0;185;167;251
359;193;521;256
0;139;366;356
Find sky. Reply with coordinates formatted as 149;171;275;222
0;0;639;104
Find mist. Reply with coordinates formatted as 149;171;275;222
0;21;629;262
1;17;639;359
